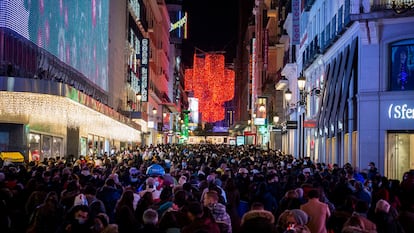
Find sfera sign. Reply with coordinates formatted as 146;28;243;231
388;104;414;119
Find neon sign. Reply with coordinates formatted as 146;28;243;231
170;13;187;32
388;104;414;119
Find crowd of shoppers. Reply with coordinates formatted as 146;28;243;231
1;143;414;233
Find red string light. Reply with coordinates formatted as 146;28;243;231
185;53;235;122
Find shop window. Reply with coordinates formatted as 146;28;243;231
42;135;52;159
52;137;63;158
80;137;87;156
389;40;414;91
29;133;41;161
0;132;9;151
387;132;414;181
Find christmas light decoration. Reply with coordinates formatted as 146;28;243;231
185;52;235;122
0;92;141;142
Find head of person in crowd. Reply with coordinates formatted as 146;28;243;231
173;189;188;208
241;205;275;233
250;202;265;211
238;167;249;178
185;201;205;221
375;199;390;214
92;213;118;233
129;167;140;184
341;215;366;233
65;204;91;232
142;208;159;225
203;190;220;208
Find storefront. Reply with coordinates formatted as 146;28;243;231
380;98;414;180
0;91;141;161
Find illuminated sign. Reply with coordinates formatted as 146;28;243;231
140;38;149;102
388;104;414;119
254;118;266;126
170;13;187;32
129;0;141;19
304;120;317;128
292;0;301;45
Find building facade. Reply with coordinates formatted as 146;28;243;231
278;0;414;180
0;0;184;160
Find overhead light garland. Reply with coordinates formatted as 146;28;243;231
0;92;141;142
184;52;235;122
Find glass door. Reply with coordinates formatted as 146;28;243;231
387;132;414;180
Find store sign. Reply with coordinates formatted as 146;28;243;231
388;104;414;119
286;121;298;129
254;118;266;126
170;13;187;32
292;0;301;45
140;38;149;102
129;0;141;19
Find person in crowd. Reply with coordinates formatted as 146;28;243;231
96;177;122;223
353;181;372;207
139;177;162;202
398;200;414;233
138;208;163;233
181;201;220;233
153;186;174;217
300;189;331;233
91;213;118;233
351;200;377;232
27;191;64;233
223;177;241;233
203;190;232;233
326;196;356;233
114;189;139;233
284;209;311;233
241;202;276;233
135;191;155;225
372;199;404;233
341;215;369;233
84;185;106;220
60;179;81;213
58;204;92;233
367;162;379;181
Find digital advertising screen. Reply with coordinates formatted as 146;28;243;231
0;0;109;91
390;39;414;91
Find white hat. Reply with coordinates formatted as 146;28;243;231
303;168;311;174
74;194;88;206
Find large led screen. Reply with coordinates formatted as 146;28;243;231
0;0;109;91
390;39;414;91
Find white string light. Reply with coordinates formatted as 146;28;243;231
0;92;141;142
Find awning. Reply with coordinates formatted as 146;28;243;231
0;152;25;163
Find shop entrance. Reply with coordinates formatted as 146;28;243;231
387;132;414;180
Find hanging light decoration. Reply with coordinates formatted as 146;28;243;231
184;52;235;122
0;92;141;142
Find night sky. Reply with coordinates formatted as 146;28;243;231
182;0;239;66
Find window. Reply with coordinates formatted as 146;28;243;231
389;40;414;91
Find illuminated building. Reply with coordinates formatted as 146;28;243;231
277;0;414;180
0;0;186;160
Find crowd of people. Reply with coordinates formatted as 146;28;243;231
1;143;414;233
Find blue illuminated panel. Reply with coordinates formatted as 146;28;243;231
0;0;109;92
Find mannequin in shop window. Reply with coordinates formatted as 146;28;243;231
391;45;414;90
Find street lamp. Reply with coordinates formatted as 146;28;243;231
136;93;142;111
298;74;307;106
284;89;292;102
152;107;157;115
273;114;279;124
298;74;306;91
